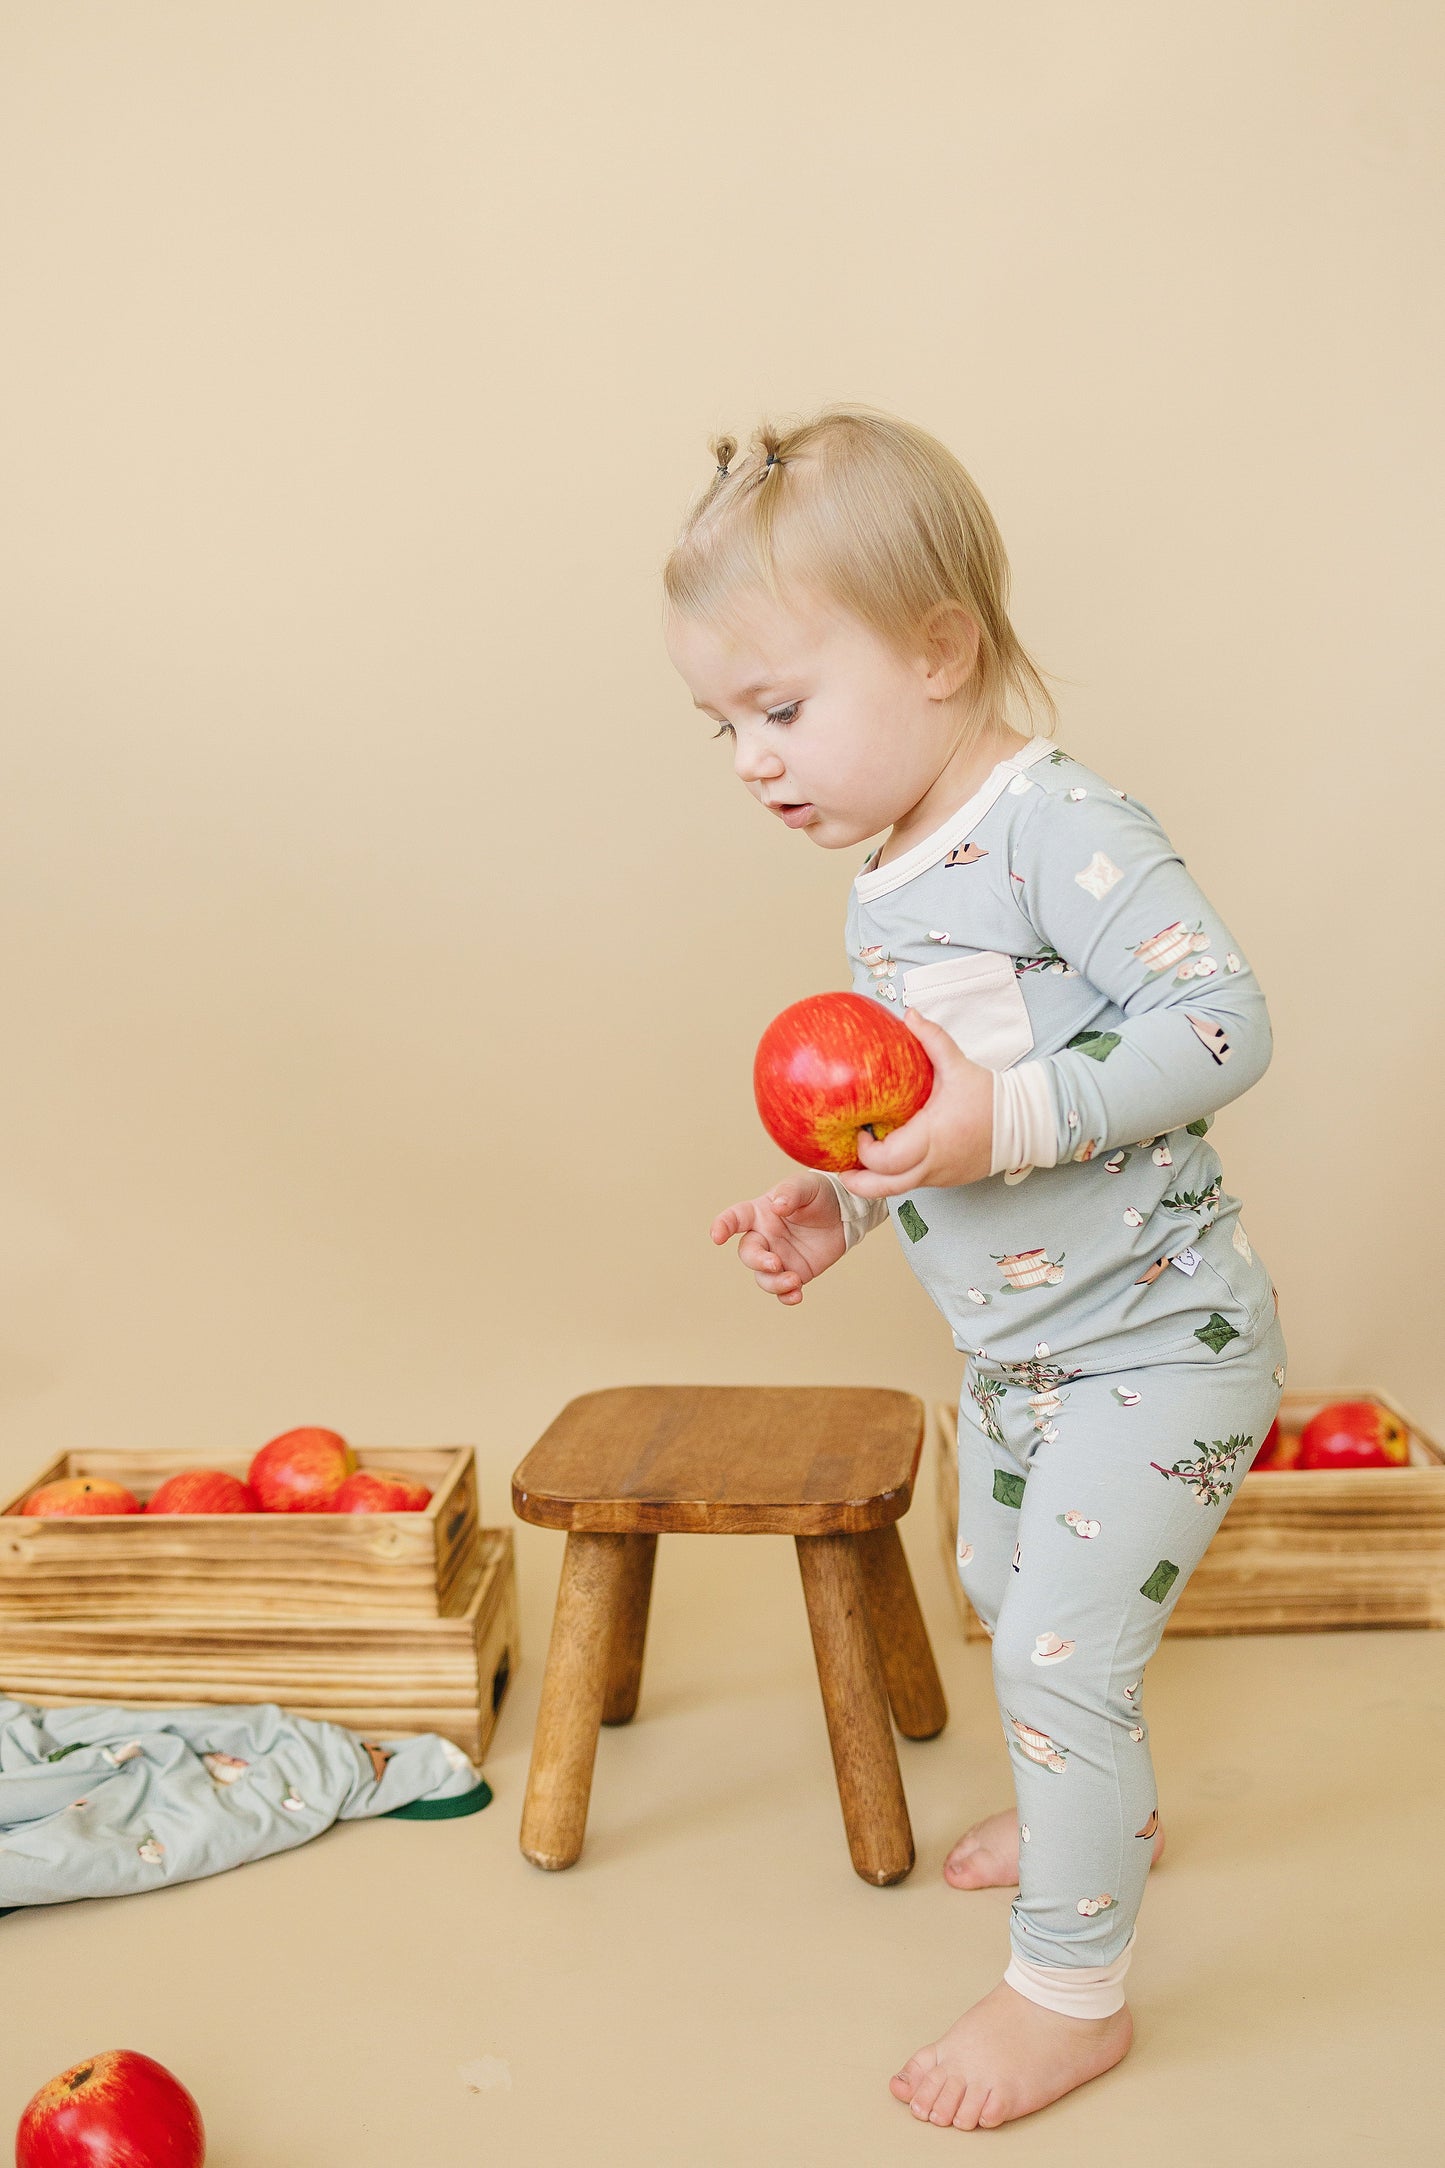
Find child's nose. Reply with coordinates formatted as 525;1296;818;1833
734;737;786;786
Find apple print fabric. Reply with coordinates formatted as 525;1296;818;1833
0;1699;488;1912
823;737;1278;1378
949;1307;1286;1973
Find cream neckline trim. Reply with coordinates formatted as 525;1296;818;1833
854;735;1054;901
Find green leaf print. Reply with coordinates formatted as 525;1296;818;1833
993;1469;1027;1509
1065;1029;1122;1063
897;1199;929;1243
1150;1435;1254;1506
1161;1182;1222;1214
1047;748;1069;764
1186;1116;1212;1136
1194;1312;1241;1354
45;1741;88;1764
1140;1559;1180;1604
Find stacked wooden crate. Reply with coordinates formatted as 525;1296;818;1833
0;1447;515;1761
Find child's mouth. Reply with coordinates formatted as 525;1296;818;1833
775;801;816;828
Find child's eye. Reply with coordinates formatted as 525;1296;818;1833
711;721;734;740
765;702;799;725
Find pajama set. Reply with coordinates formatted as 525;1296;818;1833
820;734;1286;2018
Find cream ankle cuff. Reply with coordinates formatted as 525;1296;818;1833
1003;1930;1135;2019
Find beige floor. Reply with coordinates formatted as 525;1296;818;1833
4;1463;1442;2165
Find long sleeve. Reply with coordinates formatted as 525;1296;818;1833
819;1170;889;1249
1003;783;1273;1165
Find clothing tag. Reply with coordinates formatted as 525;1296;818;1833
1170;1247;1201;1276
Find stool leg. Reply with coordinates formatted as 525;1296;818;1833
520;1531;629;1871
602;1533;657;1725
795;1532;915;1886
854;1523;948;1740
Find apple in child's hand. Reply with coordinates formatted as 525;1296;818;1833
19;1478;141;1518
248;1427;357;1513
1297;1400;1410;1471
753;991;934;1172
331;1469;432;1513
145;1470;260;1515
1248;1419;1301;1473
16;2047;205;2166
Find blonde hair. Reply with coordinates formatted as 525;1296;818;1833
662;403;1057;737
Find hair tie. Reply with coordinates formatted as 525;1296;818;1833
764;450;778;469
716;460;730;476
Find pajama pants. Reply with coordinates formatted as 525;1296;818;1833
954;1308;1287;2001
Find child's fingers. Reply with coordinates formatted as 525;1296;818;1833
741;1232;798;1281
710;1200;759;1244
836;1157;929;1199
855;1116;927;1173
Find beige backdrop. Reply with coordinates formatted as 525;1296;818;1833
3;0;1443;1517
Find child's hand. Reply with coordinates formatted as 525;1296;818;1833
710;1172;847;1307
835;1009;995;1197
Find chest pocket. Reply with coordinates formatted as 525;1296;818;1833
901;950;1034;1071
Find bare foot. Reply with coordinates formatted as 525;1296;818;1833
944;1806;1165;1889
890;1980;1133;2128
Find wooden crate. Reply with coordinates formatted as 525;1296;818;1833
0;1529;517;1765
0;1446;481;1620
934;1388;1445;1638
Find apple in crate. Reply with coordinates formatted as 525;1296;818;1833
146;1470;260;1515
1297;1400;1409;1471
248;1426;357;1512
331;1469;433;1513
753;991;934;1171
16;2048;205;2166
1248;1419;1301;1473
20;1478;140;1518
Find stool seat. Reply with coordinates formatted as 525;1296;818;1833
514;1385;947;1886
512;1383;925;1534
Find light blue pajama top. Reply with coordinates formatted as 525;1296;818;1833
830;735;1277;1377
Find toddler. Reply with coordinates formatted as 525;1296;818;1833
661;406;1286;2132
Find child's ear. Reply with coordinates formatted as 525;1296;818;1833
918;602;980;701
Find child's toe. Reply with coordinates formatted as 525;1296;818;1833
976;2088;1010;2129
890;2047;936;2103
951;2081;993;2131
927;2076;967;2125
908;2064;950;2120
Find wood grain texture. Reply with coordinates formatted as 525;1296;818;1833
795;1534;915;1884
0;1447;480;1619
520;1532;631;1870
0;1530;516;1764
601;1533;656;1726
512;1385;925;1534
853;1524;948;1739
934;1389;1445;1640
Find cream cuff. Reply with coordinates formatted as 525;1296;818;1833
1003;1930;1135;2019
989;1062;1060;1178
818;1171;889;1251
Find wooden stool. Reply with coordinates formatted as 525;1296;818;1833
512;1384;947;1886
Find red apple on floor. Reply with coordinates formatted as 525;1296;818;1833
16;2048;205;2166
19;1478;141;1518
331;1469;433;1513
1248;1419;1301;1473
753;991;934;1171
1297;1400;1409;1471
145;1470;260;1515
248;1426;357;1513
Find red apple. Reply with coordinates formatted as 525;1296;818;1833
248;1427;357;1513
145;1470;260;1515
1297;1400;1409;1471
16;2048;205;2166
331;1469;433;1513
19;1478;141;1518
753;992;934;1172
1248;1419;1302;1473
